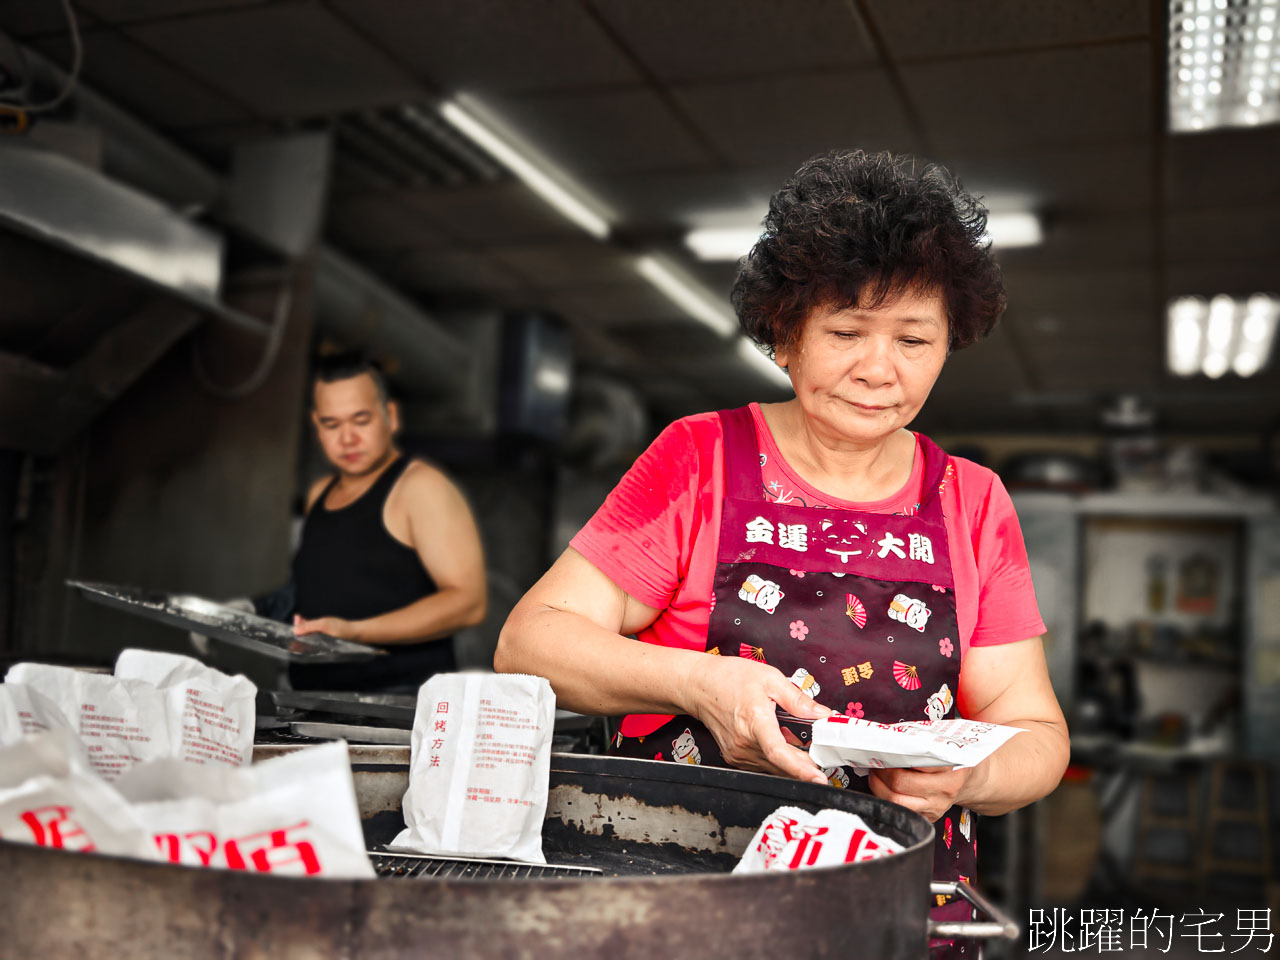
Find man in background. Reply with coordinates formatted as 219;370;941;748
285;353;487;691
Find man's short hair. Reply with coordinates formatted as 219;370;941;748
312;352;390;406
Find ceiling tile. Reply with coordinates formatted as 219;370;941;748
1163;262;1280;299
326;193;452;256
591;0;877;82
995;213;1154;271
940;143;1154;215
401;182;583;245
27;28;251;128
380;246;530;299
124;2;423;120
474;87;715;177
1002;266;1156;318
865;0;1150;61
1164;205;1280;265
597;169;757;229
901;43;1152;154
0;2;98;37
78;0;266;22
546;283;689;328
489;241;638;290
606;319;732;358
674;70;916;168
328;0;637;94
1165;127;1280;209
172;119;277;168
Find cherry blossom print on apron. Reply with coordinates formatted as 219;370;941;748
611;407;978;955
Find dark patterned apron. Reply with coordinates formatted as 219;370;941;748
612;406;977;956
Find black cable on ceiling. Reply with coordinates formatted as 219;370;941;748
0;0;82;115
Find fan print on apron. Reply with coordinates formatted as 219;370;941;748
610;407;978;949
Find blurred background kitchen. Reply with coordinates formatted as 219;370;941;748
0;0;1276;949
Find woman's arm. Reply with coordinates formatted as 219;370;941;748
495;548;832;783
867;636;1069;821
951;636;1070;814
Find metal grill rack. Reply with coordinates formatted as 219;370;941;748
253;729;330;746
370;851;602;881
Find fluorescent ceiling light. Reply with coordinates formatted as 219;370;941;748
982;212;1043;248
634;254;791;386
737;337;793;387
1168;0;1280;133
1165;293;1279;378
634;254;738;337
690;212;1044;260
685;227;764;261
439;98;611;240
1167;296;1205;375
687;210;1042;261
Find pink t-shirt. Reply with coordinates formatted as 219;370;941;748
571;404;1046;736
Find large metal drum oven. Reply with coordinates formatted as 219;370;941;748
0;747;1015;959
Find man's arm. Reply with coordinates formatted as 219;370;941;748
295;463;488;645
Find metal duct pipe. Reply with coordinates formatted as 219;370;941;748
312;247;472;401
10;42;479;409
11;45;223;212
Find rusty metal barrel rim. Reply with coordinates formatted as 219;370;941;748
0;752;944;959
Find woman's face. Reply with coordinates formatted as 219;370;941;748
774;288;949;446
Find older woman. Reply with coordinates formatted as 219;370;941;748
496;150;1068;949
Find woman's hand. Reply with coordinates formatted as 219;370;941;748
867;765;973;822
679;656;834;785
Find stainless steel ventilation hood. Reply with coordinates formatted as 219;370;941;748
0;146;266;335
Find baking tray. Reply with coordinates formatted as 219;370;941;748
289;721;411;745
69;580;385;664
268;691;599;742
270;690;416;723
270;691;596;732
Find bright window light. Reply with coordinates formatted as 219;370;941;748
439;97;612;240
1168;0;1280;132
982;212;1043;248
1166;293;1279;377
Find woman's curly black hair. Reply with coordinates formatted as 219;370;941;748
731;150;1006;354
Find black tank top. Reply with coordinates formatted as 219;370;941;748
289;456;457;691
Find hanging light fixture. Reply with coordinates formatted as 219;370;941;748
1166;293;1279;376
1167;0;1280;132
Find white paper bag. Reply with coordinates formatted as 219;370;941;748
732;805;903;874
0;729;151;858
390;672;555;863
116;740;374;878
0;685;22;744
809;716;1023;772
114;649;256;769
5;663;170;781
0;683;72;742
